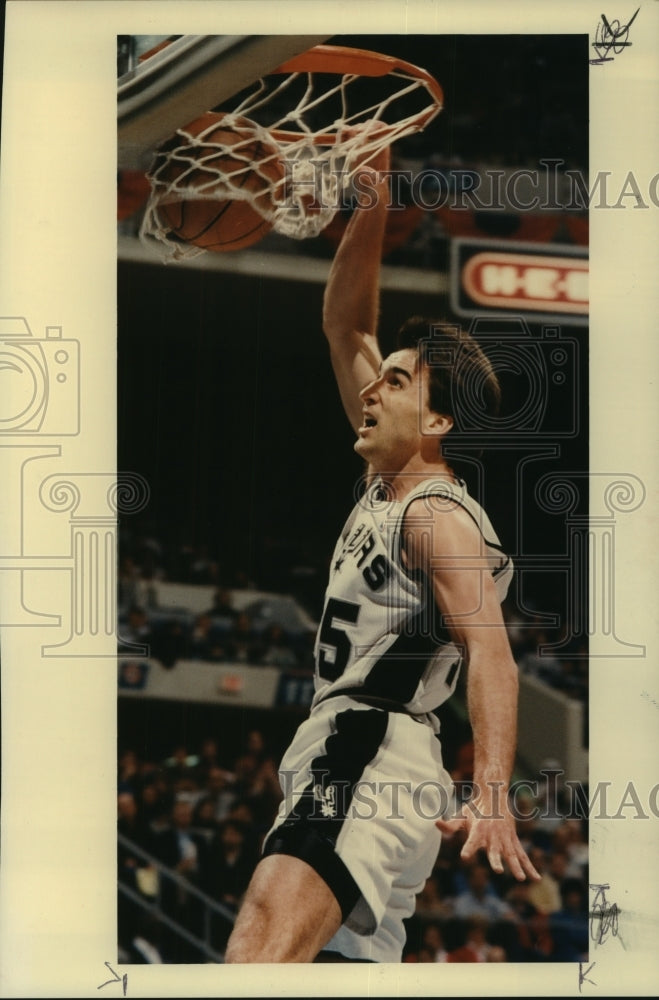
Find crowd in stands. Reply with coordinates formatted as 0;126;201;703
119;592;314;673
116;525;589;963
402;743;589;963
118;527;590;702
117;728;589;964
504;602;589;703
118;730;282;962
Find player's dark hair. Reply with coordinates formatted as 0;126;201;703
396;317;501;430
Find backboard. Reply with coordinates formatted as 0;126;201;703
118;34;330;170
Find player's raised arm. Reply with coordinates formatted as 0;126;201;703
403;500;541;883
322;145;391;433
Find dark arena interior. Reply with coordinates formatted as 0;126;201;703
117;32;590;964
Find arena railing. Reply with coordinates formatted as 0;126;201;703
118;833;237;963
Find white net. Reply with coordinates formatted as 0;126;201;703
139;45;443;261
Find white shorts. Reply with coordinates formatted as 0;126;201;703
262;694;453;962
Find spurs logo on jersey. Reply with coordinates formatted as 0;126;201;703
312;477;513;719
313;783;338;818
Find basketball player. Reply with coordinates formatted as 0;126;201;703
225;149;540;964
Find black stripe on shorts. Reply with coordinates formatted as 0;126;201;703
263;708;389;921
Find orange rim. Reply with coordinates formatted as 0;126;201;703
273;43;443;108
269;44;443;144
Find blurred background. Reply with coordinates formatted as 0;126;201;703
116;32;590;965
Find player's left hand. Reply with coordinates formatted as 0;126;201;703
435;794;541;882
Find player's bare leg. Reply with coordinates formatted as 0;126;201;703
224;854;343;963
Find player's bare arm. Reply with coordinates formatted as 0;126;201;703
403;498;541;883
322;144;391;433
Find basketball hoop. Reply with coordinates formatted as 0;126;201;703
140;43;444;260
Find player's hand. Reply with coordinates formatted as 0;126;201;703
435;795;541;882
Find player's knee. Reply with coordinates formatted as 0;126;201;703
224;894;273;963
224;930;255;964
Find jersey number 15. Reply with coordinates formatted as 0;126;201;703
317;598;360;681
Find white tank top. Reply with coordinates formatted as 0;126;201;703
311;476;513;720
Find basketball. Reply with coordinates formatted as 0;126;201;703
153;113;284;252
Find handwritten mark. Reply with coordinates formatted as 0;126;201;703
579;961;597;992
590;8;640;64
641;689;659;710
98;962;128;996
590;882;620;945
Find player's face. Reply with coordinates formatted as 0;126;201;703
355;349;432;468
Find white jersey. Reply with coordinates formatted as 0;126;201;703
312;476;513;719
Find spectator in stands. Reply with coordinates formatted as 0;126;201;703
446;917;493;962
191;796;220;837
259;623;299;668
553;818;588;879
118;555;156;612
505;879;550;961
189;613;227;662
163;745;201;798
506;877;536;917
452;862;515;922
203;765;237;824
526;846;562;915
118;659;150;691
118;790;157;869
206;819;257;911
548;878;589;961
421;922;449;962
203;587;239;624
139;776;173;833
153;797;208;876
548;849;570;889
119;605;151;652
152;797;209;962
232;730;282;828
118;749;142;795
225;612;265;664
205;819;260;951
119;911;165;965
226;799;257;829
234;730;274;786
150;615;190;669
194;737;222;779
408;946;438;963
117;791;159;956
415;873;452;923
221;798;271;857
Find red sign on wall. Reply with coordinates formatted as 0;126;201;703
451;239;589;325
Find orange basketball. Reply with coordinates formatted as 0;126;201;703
153;113;284;252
